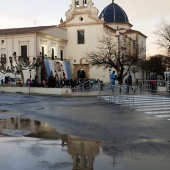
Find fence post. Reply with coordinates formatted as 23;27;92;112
98;81;101;99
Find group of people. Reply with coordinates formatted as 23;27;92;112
110;70;132;86
110;70;132;93
26;77;100;90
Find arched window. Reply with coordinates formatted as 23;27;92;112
84;156;89;167
77;156;81;167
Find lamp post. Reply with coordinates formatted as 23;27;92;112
29;69;31;79
109;68;111;84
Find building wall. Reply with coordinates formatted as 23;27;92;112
67;23;112;81
0;34;36;62
0;32;67;83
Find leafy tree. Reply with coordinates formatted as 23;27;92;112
85;36;145;84
141;54;170;77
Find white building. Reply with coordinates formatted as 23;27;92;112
0;0;147;84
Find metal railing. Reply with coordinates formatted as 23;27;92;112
74;80;96;92
98;83;141;107
138;80;169;92
98;80;170;108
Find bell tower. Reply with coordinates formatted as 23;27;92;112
65;0;99;21
75;0;88;7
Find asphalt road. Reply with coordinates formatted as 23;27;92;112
0;92;170;170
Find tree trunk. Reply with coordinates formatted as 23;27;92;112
116;67;127;85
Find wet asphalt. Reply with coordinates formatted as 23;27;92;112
0;92;170;170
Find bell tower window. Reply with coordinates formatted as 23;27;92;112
83;0;87;6
75;0;79;7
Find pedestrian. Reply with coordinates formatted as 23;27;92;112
125;72;132;93
150;74;156;92
110;71;116;85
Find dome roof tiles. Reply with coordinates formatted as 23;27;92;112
99;2;129;23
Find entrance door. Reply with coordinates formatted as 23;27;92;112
77;69;86;79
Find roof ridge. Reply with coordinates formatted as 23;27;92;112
0;25;57;35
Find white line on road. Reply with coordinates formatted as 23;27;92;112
145;111;170;114
137;107;170;112
155;115;170;118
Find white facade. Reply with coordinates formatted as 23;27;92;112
59;0;147;82
0;0;147;84
0;27;67;82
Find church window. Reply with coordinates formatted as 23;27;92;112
1;40;4;45
42;46;45;59
84;156;89;167
1;54;6;63
77;156;81;167
79;16;83;21
77;30;85;44
21;45;27;57
52;48;54;60
60;50;63;61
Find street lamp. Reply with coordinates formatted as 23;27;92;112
109;68;111;84
28;69;32;94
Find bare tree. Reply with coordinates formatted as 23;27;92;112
154;18;170;53
13;53;37;84
85;36;144;84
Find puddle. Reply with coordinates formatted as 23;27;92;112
0;117;111;170
0;109;10;113
0;117;56;138
0;117;170;170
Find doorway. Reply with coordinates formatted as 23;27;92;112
77;69;86;79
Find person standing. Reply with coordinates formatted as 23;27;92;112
110;71;116;85
125;72;132;93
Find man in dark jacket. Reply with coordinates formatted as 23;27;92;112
125;72;132;93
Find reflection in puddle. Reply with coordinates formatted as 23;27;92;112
1;117;168;170
0;117;104;170
0;109;9;113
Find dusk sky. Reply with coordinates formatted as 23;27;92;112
0;0;170;56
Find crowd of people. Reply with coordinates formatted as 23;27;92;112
26;77;101;90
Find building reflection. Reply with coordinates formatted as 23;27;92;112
0;117;54;136
0;117;102;170
66;137;101;170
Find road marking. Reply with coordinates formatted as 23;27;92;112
133;104;170;109
102;94;170;121
145;111;170;114
155;115;170;118
137;107;170;112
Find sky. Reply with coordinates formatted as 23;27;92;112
0;0;170;56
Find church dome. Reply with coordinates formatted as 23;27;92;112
99;1;129;23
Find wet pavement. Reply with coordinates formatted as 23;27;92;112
0;92;170;170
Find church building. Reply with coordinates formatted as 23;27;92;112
0;0;147;84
